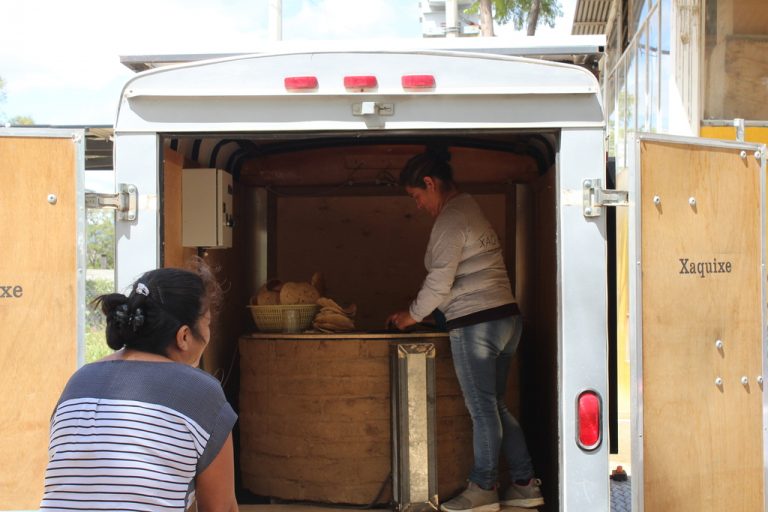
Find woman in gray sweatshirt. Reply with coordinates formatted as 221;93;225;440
387;150;543;512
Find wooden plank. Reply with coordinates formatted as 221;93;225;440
640;140;763;511
0;136;79;509
162;147;197;268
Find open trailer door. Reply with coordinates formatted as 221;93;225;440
628;133;767;512
0;129;85;509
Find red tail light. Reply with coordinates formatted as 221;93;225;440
284;76;318;91
344;75;378;90
577;390;601;450
402;74;436;89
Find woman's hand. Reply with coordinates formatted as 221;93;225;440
386;310;417;331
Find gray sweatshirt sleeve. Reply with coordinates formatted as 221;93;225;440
409;208;466;322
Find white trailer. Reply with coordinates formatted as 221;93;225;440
1;41;765;512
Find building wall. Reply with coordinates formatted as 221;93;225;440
703;0;768;120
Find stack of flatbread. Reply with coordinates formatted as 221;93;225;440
312;297;357;333
252;272;325;306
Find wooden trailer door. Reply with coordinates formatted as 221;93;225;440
629;135;767;512
0;129;85;510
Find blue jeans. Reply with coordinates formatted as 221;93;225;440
449;315;534;488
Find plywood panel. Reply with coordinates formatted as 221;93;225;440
640;140;763;511
0;136;79;509
239;334;518;504
274;195;507;330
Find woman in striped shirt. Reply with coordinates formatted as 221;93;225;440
41;261;238;512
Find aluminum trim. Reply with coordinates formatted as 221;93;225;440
636;131;766;152
74;130;86;369
628;132;644;512
702;120;768;128
760;144;768;512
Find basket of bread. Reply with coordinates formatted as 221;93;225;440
249;272;357;333
249;275;322;333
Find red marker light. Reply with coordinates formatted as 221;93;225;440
344;75;378;90
284;76;318;91
402;74;436;89
577;390;601;450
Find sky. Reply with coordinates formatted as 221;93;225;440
1;0;577;128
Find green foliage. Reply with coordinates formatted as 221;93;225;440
85;331;113;363
87;210;115;269
86;277;114;331
85;278;115;363
466;0;563;31
9;115;33;125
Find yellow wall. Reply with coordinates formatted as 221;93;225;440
701;126;768;145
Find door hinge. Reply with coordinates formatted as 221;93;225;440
583;179;628;217
85;183;138;221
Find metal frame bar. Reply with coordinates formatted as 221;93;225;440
390;343;438;512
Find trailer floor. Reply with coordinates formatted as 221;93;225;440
236;479;632;512
239;505;539;512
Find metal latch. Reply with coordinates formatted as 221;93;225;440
352;102;394;116
85;183;138;221
583;179;628;217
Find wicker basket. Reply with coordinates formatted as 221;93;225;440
248;304;319;333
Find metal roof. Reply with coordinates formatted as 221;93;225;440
119;35;606;72
572;0;613;35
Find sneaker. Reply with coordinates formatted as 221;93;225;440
440;481;500;512
500;478;544;508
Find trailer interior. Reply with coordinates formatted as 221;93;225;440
159;128;561;510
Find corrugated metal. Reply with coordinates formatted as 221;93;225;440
572;0;613;35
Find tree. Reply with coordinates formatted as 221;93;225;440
468;0;563;36
86;209;115;269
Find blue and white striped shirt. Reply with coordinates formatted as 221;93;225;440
40;360;237;511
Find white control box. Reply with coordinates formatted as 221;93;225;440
182;168;233;248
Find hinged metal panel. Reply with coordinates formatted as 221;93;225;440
628;133;767;512
0;128;85;509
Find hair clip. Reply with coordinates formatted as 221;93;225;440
130;308;145;331
113;304;129;327
136;283;150;296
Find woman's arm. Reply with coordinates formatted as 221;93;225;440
195;433;239;512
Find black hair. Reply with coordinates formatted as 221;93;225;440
398;147;456;190
93;258;222;355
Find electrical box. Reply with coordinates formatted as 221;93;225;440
182;168;233;248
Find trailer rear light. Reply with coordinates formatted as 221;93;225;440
577;390;602;451
402;74;436;90
344;75;378;90
284;76;318;91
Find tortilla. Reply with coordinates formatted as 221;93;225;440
280;281;321;305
